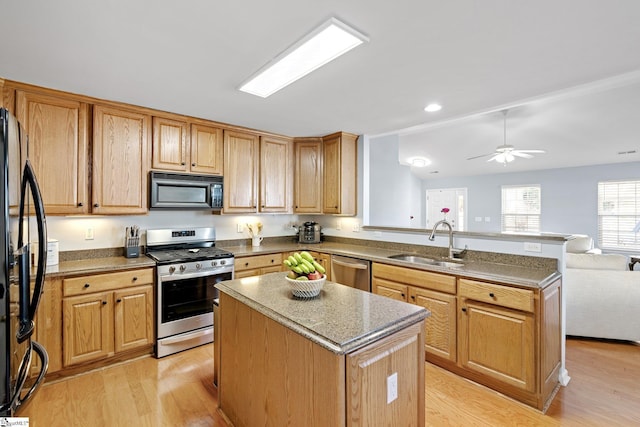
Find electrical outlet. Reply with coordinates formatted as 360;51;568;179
85;227;94;240
484;217;491;222
475;216;482;222
237;223;244;233
336;220;342;230
387;372;398;404
524;242;542;252
352;223;360;232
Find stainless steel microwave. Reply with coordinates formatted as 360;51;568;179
150;171;223;211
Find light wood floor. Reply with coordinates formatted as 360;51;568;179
19;337;640;426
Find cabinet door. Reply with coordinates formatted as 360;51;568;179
15;90;89;214
114;285;153;353
63;292;114;366
293;139;322;213
191;123;223;175
322;132;357;215
372;278;408;301
152;116;189;172
223;130;259;213
459;299;535;392
409;287;456;362
234;268;262;279
260;136;291;213
93;105;150;214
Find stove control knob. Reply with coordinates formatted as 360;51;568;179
211;260;218;267
220;259;226;266
168;266;176;274
195;263;202;270
179;264;187;272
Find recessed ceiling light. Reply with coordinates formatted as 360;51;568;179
424;103;442;112
409;157;431;167
239;17;369;98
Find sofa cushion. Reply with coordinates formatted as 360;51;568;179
566;235;595;253
565;253;628;270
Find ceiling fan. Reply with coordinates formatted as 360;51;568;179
467;109;545;164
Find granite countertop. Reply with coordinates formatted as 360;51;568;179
42;255;156;278
216;272;429;355
218;241;561;289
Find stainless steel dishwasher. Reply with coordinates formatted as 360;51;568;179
330;255;371;292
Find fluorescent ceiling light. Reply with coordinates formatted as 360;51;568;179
424;103;442;112
239;17;368;98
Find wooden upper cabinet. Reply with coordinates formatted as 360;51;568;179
223;130;259;213
293;138;322;213
190;123;223;175
15;90;89;214
323;132;357;215
259;135;291;213
152;116;189;172
92;105;150;214
151;117;224;175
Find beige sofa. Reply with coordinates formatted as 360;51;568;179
564;235;640;341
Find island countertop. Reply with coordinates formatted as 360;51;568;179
216;272;429;355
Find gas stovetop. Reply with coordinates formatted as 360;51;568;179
146;246;233;264
145;227;233;265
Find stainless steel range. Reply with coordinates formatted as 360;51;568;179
146;227;234;358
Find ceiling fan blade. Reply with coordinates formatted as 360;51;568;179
487;153;502;162
466;153;493;160
512;151;533;158
515;149;546;154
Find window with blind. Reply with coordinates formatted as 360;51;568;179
597;180;640;251
501;185;541;232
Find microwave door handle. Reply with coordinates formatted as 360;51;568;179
16;160;47;343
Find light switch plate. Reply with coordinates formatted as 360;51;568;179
524;242;542;252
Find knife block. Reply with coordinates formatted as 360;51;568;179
124;246;140;258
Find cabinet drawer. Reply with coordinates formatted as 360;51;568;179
236;254;283;271
372;262;456;294
63;268;154;297
458;279;534;313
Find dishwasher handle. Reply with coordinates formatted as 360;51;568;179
331;257;369;270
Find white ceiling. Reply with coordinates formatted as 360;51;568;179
2;1;640;177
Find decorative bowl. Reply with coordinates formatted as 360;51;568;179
285;275;326;298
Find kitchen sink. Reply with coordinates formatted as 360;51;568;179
387;254;464;268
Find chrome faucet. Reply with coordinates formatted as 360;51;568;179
429;219;454;259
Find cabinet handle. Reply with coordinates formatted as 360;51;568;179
270;259;275;263
401;293;405;298
489;293;495;298
132;277;138;281
84;283;90;288
102;301;107;305
94;203;100;208
78;202;84;207
181;162;186;165
461;307;467;312
245;262;249;267
192;163;196;167
116;298;122;303
410;295;415;300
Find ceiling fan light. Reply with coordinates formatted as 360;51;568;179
424;103;442;112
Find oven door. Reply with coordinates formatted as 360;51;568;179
157;269;232;340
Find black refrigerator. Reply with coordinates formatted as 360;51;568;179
0;107;49;416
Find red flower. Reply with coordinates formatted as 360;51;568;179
441;208;450;213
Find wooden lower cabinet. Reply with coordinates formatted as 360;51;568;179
372;262;562;412
61;268;154;367
218;293;425;426
372;263;457;362
234;253;283;278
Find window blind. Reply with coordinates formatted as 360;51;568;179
501;185;541;232
597;180;640;251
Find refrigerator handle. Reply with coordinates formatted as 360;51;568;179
16;159;47;343
1;340;49;414
14;341;49;412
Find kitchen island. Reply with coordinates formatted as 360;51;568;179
215;272;429;427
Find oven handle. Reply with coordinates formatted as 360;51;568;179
159;268;233;282
160;327;213;345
